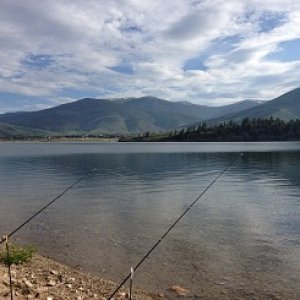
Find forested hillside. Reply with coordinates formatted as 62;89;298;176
121;118;300;142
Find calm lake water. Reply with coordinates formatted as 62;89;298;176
0;142;299;298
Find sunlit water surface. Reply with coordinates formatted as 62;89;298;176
0;142;299;297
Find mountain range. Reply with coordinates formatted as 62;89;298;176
0;88;299;136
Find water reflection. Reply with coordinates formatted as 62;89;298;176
0;143;299;297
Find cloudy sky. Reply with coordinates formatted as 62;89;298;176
0;0;300;113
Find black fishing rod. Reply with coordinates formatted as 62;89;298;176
107;153;243;300
0;168;96;245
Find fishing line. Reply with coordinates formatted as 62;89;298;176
107;153;243;299
0;168;96;245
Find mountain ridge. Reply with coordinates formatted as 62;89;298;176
209;88;300;124
0;88;299;137
0;96;262;135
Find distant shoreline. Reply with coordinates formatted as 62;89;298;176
1;137;300;143
0;137;120;143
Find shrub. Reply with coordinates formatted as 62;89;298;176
0;244;36;265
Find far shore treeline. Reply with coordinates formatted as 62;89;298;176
119;117;300;142
1;117;300;142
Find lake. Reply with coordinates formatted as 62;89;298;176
0;142;299;298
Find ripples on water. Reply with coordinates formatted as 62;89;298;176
0;142;299;297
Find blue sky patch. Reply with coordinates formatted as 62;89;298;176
122;25;142;33
109;63;135;75
183;56;208;71
259;12;286;33
58;88;100;99
0;92;50;113
214;35;241;53
184;35;240;71
267;39;300;62
22;54;54;70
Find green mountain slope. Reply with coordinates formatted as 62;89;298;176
211;88;300;123
0;97;261;134
0;122;58;137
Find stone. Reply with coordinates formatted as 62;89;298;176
214;281;226;285
2;280;8;286
37;287;48;293
50;269;58;275
170;285;190;296
47;279;56;287
23;278;33;288
115;291;126;299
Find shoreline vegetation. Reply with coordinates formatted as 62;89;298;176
120;118;300;142
1;118;299;143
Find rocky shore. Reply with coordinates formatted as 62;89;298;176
0;254;165;300
1;253;299;299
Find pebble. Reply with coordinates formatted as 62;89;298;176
50;269;58;275
116;291;126;299
214;281;226;285
170;285;190;296
47;279;56;287
23;278;33;288
2;280;8;286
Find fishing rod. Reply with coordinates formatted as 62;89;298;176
0;168;97;245
107;153;243;299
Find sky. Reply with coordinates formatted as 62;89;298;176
0;0;300;113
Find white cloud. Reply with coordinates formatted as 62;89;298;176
0;0;300;112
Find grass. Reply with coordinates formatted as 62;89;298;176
0;244;36;265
